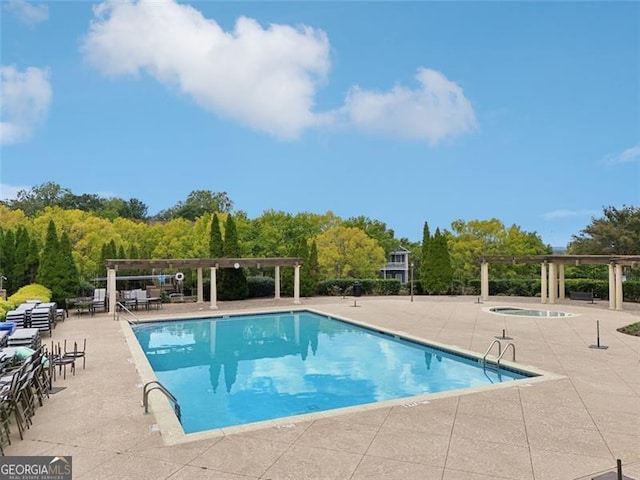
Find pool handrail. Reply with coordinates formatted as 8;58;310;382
114;301;140;324
142;380;181;423
496;342;516;368
482;339;502;367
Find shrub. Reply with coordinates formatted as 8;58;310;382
0;283;52;320
247;276;275;298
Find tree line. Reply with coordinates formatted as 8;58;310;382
1;183;638;305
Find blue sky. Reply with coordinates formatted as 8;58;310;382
1;0;638;248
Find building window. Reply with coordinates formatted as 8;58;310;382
390;254;405;263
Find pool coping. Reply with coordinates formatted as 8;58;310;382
120;305;564;446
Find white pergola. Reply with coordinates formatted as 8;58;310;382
479;255;640;311
104;257;303;314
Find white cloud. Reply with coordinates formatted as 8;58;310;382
0;65;52;145
341;68;477;144
600;144;640;167
81;0;331;140
81;1;477;145
542;209;599;220
0;184;27;201
5;0;49;25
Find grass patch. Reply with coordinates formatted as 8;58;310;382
617;322;640;337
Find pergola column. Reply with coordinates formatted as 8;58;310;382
615;264;624;311
480;261;489;301
540;262;548;304
608;263;616;310
293;264;301;305
210;266;218;310
548;262;557;304
197;267;203;303
107;267;117;315
558;264;565;299
274;266;281;299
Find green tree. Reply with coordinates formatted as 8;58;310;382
422;228;453;294
37;220;63;303
343;216;397;254
59;231;80;299
569;205;640;255
12;227;31;289
447;218;550;283
316;226;386;279
305;240;319;296
282;237;311;296
156;190;234;221
419;221;431;290
8;182;71;216
27;237;40;284
0;229;16;293
209;213;224;258
219;215;248;300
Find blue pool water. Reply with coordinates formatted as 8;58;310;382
133;311;532;433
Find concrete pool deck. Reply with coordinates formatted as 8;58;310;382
4;296;639;480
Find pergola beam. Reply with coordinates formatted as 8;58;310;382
106;257;302;270
479;255;640;267
105;257;303;314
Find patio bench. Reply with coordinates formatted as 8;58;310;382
569;291;595;303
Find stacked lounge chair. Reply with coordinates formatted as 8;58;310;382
29;305;53;337
7;328;41;349
4;310;27;329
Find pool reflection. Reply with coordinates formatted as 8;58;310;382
133;312;528;433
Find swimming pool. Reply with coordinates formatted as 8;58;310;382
489;306;572;317
132;310;537;434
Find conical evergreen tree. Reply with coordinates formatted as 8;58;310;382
1;229;16;293
419;221;431;292
209;214;223;258
12;227;30;289
59;231;80;299
27;238;40;284
108;240;117;259
37;220;63;303
423;228;453;294
219;215;248;300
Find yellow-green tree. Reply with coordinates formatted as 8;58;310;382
447;218;550;282
316;226;385;279
0;205;29;231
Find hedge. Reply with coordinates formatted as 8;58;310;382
317;279;401;296
247;276;275;298
465;279;640;302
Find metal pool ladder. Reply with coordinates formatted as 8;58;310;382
142;381;181;422
482;340;516;369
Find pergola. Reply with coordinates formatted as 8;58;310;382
104;257;303;313
478;255;640;311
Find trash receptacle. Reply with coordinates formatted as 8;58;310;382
353;281;362;297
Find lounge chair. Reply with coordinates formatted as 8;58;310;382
92;288;107;313
133;289;149;310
